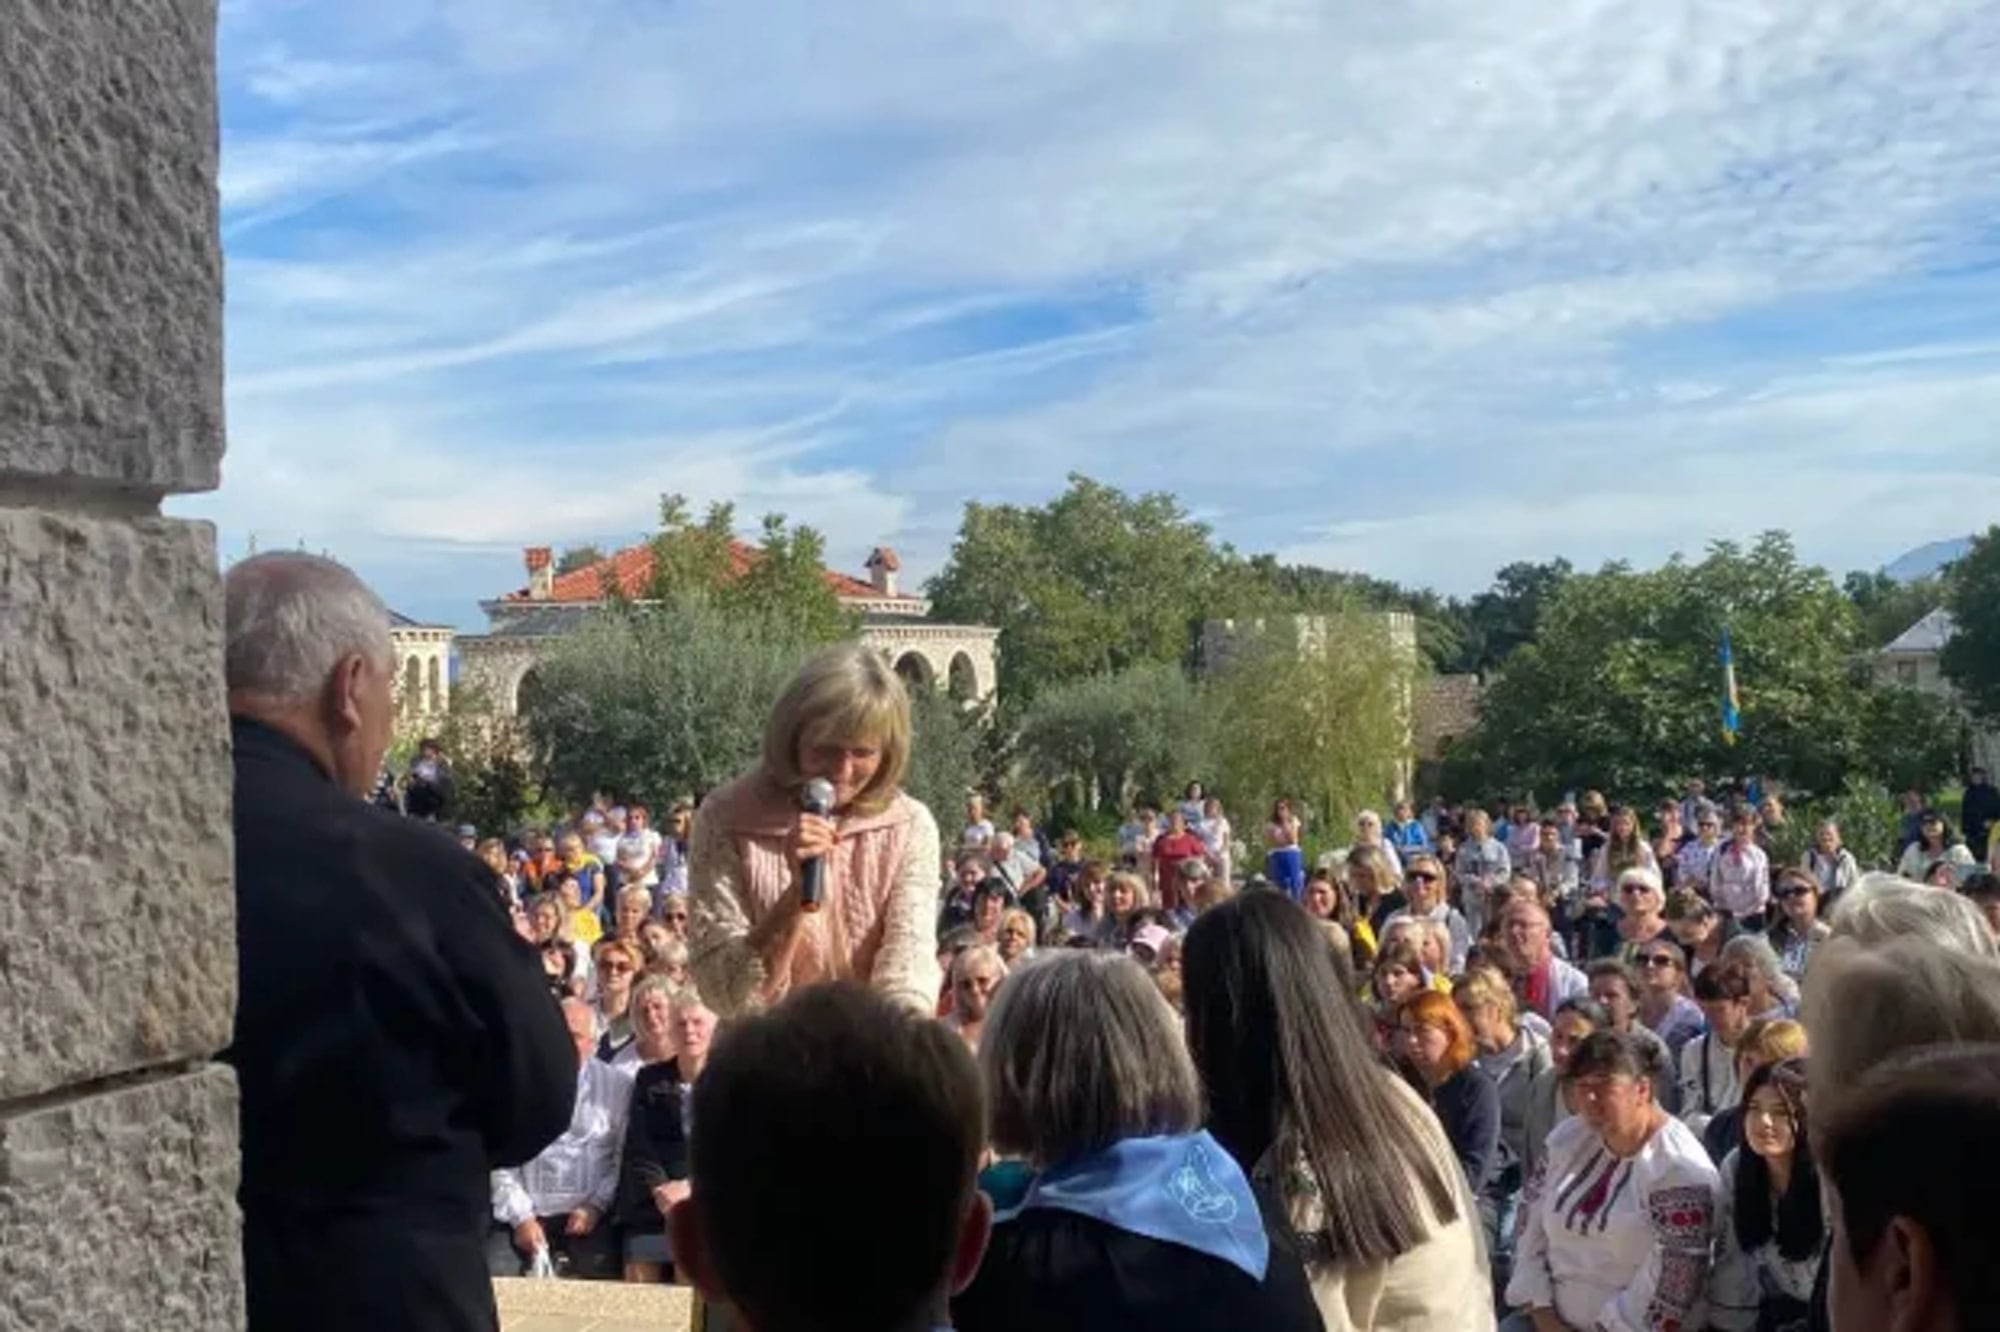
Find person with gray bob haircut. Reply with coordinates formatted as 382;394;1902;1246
223;553;575;1332
952;951;1323;1332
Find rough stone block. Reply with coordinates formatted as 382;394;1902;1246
0;509;232;1101
0;1065;243;1330
0;0;223;493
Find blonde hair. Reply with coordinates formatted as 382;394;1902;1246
1453;966;1518;1023
759;643;912;815
1737;1017;1808;1069
998;908;1038;944
1108;870;1151;910
951;943;1007;987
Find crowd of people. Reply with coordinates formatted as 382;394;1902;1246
226;549;2000;1332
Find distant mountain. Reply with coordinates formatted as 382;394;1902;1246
1883;536;1974;583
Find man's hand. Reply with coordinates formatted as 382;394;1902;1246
511;1217;546;1255
651;1180;692;1216
566;1206;600;1236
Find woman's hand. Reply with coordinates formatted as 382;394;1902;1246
787;812;839;868
1529;1309;1574;1332
652;1180;691;1216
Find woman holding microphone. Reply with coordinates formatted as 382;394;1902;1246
688;643;943;1017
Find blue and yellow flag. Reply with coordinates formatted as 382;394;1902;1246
1719;629;1741;745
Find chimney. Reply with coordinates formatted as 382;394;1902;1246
865;546;901;598
524;546;554;600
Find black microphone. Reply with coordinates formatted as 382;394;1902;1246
800;777;835;912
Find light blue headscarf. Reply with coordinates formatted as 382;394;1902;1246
990;1131;1269;1280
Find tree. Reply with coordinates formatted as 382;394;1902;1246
926;476;1229;708
436;683;550;835
1446;533;1959;799
1208;609;1417;849
555;544;607;576
1013;662;1216;815
902;687;984;836
723;512;856;644
1843;569;1944;650
521;602;815;806
1941;526;2000;725
1451;559;1574;677
641;495;740;603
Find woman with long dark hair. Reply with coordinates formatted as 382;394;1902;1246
1182;893;1492;1330
1708;1059;1821;1331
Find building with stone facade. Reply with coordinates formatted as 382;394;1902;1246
391;610;455;732
1873;608;2000;772
459;541;998;715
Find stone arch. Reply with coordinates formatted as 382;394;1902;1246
948;651;979;702
514;666;549;717
426;655;442;715
402;655;422;717
893;651;936;690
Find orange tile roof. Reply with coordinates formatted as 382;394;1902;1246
506;539;908;603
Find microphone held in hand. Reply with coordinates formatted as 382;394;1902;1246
799;778;836;912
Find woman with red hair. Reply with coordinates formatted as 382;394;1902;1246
1397;990;1501;1194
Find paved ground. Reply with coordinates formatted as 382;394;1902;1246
494;1277;694;1331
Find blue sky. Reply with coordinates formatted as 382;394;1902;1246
176;0;2000;630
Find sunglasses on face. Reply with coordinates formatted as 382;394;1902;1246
1406;870;1441;884
1639;953;1678;968
1774;886;1812;900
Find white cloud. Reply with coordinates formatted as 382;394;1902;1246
201;0;2000;621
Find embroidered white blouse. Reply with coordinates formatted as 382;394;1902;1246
1507;1113;1722;1332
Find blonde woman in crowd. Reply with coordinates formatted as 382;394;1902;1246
688;644;941;1017
943;944;1006;1052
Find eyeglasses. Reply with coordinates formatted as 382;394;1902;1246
601;961;635;975
1638;953;1679;968
1406;870;1441;884
1618;882;1652;895
1773;886;1812;900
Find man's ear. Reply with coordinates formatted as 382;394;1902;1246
947;1189;994;1296
325;651;368;734
668;1198;728;1307
1882;1215;1942;1332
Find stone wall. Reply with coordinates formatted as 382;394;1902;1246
1;3;241;1329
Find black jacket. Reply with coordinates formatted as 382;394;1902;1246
952;1194;1324;1332
616;1058;693;1234
225;719;575;1332
1431;1065;1502;1194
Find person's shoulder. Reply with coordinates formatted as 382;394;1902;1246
1647;1114;1723;1182
1545;1110;1595;1157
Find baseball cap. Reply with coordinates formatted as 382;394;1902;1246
1128;924;1172;960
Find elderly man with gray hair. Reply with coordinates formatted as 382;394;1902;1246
223;553;575;1332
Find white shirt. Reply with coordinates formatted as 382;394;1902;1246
1508;1114;1722;1332
587;831;622;867
1708;1148;1822;1332
1677;1030;1741;1133
961;819;996;851
1707;842;1770;917
616;828;662;884
492;1059;633;1224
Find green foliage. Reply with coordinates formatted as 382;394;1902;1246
636;495;854;643
1844;569;1945;650
555;544;607;576
1447;533;1959;799
1941;526;2000;725
902;687;984;837
1013;662;1216;814
521;602;816;806
437;683;557;835
1208;610;1418;843
1449;560;1575;677
1798;776;1903;872
728;512;858;644
927;476;1228;707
